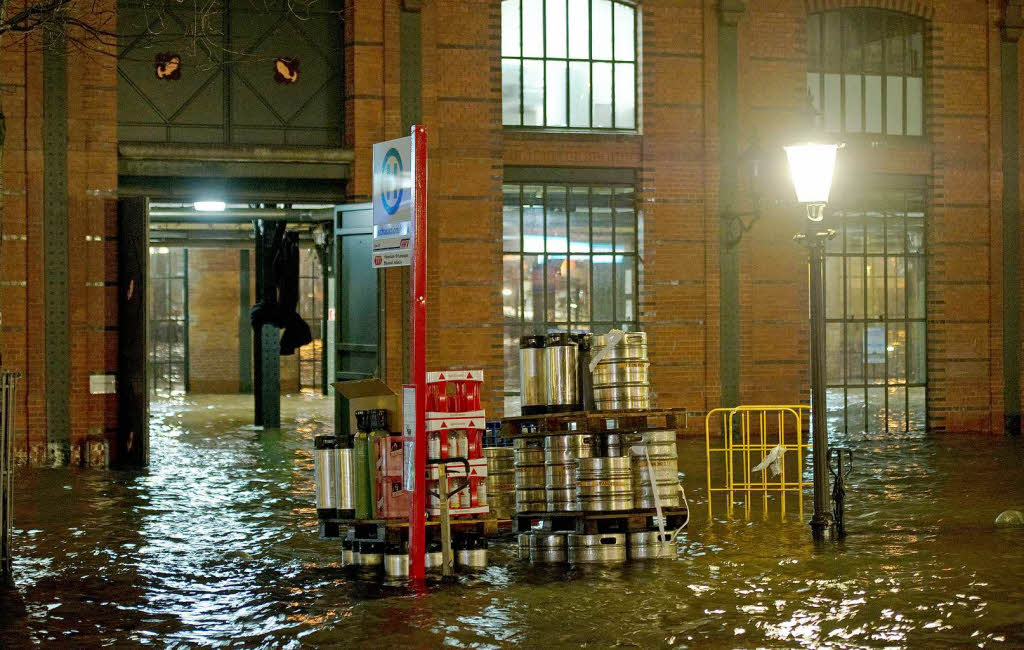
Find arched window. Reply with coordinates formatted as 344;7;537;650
807;9;924;137
501;0;637;130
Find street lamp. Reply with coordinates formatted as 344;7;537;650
784;141;839;540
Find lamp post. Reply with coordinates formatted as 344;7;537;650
784;142;840;540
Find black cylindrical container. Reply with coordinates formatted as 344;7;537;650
519;335;547;415
544;333;580;413
355;409;389;433
574;333;595;412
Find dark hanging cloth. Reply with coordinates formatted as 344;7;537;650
250;226;313;356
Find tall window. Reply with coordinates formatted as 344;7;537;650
502;181;640;415
149;247;189;396
807;9;924;137
297;249;325;394
824;188;926;434
502;0;637;129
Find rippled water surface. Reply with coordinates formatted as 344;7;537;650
2;394;1024;647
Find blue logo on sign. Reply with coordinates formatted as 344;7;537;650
380;148;404;216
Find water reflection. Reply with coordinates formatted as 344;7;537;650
2;395;1023;646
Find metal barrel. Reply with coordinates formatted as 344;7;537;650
628;430;681;509
455;537;488;570
384;543;410;578
568;533;627;564
529;532;569;564
592;360;650;386
358;541;384;567
314;435;342;519
544;434;594;464
341;538;355;566
519;335;547;415
628;530;677;560
591;331;648;361
518;533;532;560
575;456;634;512
591;331;650;411
485;447;516;518
424;541;443;571
513;437;545;466
516;487;547;512
543;333;580;413
544;435;594;512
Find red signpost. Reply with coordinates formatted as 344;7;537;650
408;125;428;581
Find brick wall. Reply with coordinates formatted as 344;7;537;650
186;248;300;395
1;10;121;464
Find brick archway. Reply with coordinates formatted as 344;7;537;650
805;0;934;20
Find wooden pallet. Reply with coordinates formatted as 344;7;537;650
500;407;687;439
514;507;688;534
321;516;512;543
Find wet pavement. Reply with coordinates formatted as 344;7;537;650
2;394;1023;647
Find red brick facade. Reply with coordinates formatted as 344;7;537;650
1;0;1021;466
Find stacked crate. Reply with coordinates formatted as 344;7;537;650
425;370;489;517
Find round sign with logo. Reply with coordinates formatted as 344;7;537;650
380;147;404;216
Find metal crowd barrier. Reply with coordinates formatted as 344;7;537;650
705;405;810;521
1;371;20;584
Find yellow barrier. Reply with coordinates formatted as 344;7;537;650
705;405;811;521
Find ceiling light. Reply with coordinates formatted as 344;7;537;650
194;201;226;212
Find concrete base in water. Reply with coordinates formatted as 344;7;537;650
2;394;1024;646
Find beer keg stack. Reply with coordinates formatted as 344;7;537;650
504;329;688;565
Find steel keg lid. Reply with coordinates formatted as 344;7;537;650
385;541;409;554
519;334;546;348
314;435;340;449
360;541;384;553
545;332;575;346
427;540;442;553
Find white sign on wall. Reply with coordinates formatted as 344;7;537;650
371;135;414;268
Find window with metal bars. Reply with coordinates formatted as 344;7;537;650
502;182;640;415
823;188;926;434
297;248;324;394
501;0;637;130
807;8;925;137
148;247;189;396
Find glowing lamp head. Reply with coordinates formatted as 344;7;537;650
783;143;839;205
194;200;226;212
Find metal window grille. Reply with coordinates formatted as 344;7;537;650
807;8;925;137
148;247;189;396
823;188;927;433
501;0;638;130
501;181;641;415
297;248;324;393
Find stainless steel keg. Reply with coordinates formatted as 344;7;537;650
575;456;634;512
341;537;355;566
519;335;547;415
455;537;488;570
513;437;545;466
358;541;384;567
543;333;580;413
628;530;677;560
514;464;547;487
544;434;594;464
314;435;344;519
629;430;681;509
567;533;627;564
544;435;594;512
518;533;532;560
515;488;547;512
485;447;516;518
591;331;651;411
384;545;410;578
425;541;443;570
529;532;569;564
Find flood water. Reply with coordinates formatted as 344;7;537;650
2;394;1023;647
